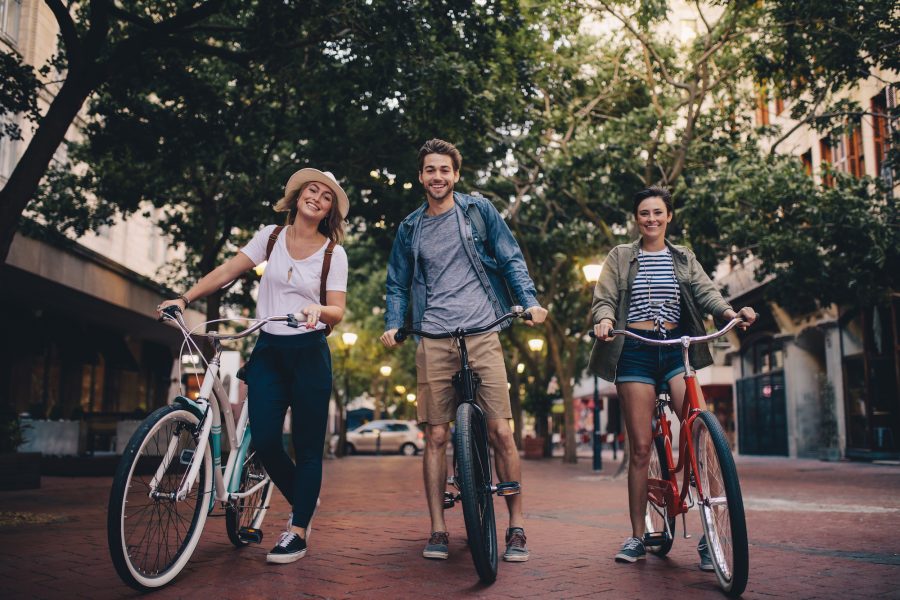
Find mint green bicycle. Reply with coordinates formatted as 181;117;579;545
107;307;299;590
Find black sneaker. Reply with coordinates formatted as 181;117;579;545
698;534;715;572
266;531;307;564
615;537;646;563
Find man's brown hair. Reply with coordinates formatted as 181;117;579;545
417;138;462;172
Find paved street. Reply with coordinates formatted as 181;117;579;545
1;453;898;599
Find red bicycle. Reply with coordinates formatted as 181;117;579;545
608;318;749;597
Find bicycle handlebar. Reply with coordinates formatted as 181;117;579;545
588;317;747;347
394;306;533;343
159;305;315;341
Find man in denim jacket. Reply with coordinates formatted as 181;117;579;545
381;139;547;563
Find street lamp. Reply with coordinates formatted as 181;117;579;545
376;365;392;421
527;337;548;457
337;331;357;458
582;263;603;284
583;264;603;471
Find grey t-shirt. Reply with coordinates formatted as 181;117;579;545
419;208;496;334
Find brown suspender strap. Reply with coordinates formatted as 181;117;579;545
265;225;285;262
319;240;337;335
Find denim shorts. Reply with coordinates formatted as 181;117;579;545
615;326;686;386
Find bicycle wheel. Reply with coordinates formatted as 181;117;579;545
454;402;498;583
226;433;272;547
108;405;213;591
645;435;676;556
693;411;749;597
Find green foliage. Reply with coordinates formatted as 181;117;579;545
682;149;898;313
753;0;899;116
0;52;41;141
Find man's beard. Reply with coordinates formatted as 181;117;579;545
427;182;454;202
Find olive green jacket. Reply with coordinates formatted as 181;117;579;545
588;239;733;382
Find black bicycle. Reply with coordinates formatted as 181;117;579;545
395;306;531;583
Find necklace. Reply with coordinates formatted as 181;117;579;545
287;225;294;283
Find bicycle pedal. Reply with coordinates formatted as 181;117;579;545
643;532;668;547
238;527;264;544
443;491;458;509
494;481;521;496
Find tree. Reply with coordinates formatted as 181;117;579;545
27;1;540;323
0;0;243;263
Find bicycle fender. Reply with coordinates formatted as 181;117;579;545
172;396;205;421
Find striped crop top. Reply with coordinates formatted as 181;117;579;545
626;247;681;328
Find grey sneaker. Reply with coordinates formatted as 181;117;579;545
423;531;449;559
698;534;715;571
615;537;646;563
503;527;530;562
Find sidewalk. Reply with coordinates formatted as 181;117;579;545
1;454;898;599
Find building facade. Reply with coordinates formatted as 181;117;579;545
1;1;200;457
720;73;898;460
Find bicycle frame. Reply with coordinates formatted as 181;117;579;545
611;319;745;526
154;309;283;508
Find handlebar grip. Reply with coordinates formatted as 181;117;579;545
394;329;408;343
522;312;532;321
588;330;597;339
158;305;182;323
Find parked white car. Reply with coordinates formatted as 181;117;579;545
343;420;425;456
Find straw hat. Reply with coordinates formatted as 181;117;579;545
273;168;349;218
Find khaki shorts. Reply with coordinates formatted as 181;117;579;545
415;331;511;425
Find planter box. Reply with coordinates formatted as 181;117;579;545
18;420;82;456
0;452;41;490
523;436;545;460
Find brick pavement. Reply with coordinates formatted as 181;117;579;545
1;453;898;599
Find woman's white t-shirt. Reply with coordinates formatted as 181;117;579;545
240;225;348;335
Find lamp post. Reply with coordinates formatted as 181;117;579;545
337;332;357;458
527;338;548;456
377;365;392;420
583;263;603;471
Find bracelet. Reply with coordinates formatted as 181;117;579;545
178;294;191;306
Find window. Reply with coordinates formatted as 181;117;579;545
0;0;21;43
774;92;784;116
386;423;409;432
819;137;834;187
755;83;769;126
800;149;812;176
871;87;892;181
826;118;865;179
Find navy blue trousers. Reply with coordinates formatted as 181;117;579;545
245;330;332;528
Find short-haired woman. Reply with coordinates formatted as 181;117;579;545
158;168;349;564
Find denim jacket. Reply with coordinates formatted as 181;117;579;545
385;192;540;332
588;239;733;381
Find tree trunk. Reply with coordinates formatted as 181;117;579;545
0;75;94;263
545;320;578;464
508;361;523;449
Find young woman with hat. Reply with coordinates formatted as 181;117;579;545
157;168;350;564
